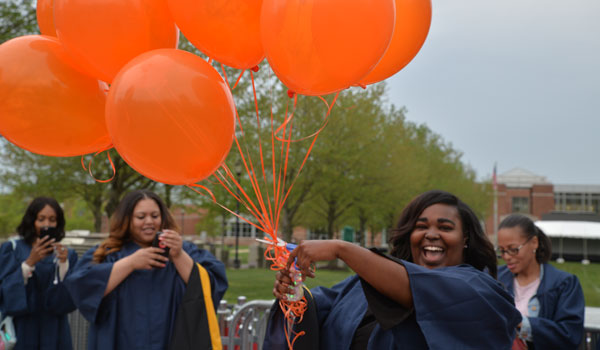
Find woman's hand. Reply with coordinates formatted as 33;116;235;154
53;243;68;263
25;235;55;266
287;240;343;278
126;247;169;270
273;268;295;300
159;229;184;258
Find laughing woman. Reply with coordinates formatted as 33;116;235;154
497;214;584;350
264;190;521;350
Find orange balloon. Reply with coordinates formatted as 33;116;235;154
54;0;178;83
360;0;432;85
106;49;236;185
261;0;395;96
168;0;264;70
0;35;111;157
37;0;56;37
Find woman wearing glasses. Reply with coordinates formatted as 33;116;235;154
497;214;584;349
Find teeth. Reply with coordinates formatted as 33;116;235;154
423;246;443;252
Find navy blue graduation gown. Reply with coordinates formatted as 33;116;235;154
0;239;78;350
265;260;521;350
64;241;227;350
498;263;585;350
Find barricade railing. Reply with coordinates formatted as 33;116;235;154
218;297;274;350
67;297;274;349
582;307;600;350
67;301;599;349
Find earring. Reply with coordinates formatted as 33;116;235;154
464;244;468;248
533;248;537;253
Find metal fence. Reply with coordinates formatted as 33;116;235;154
68;296;274;350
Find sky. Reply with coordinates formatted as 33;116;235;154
386;0;600;185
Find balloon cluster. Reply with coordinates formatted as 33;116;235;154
0;0;431;185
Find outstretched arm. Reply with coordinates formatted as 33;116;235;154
286;240;413;308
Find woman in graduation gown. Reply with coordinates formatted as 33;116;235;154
64;189;228;350
497;214;584;350
264;190;522;350
0;197;78;350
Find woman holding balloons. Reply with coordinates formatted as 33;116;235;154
265;190;521;350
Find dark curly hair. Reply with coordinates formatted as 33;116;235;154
93;189;178;263
17;197;66;245
389;190;497;278
498;214;552;264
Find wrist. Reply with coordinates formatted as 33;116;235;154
121;255;136;272
335;240;352;260
171;250;188;263
24;258;36;267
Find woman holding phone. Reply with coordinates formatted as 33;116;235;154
65;189;228;350
0;197;78;350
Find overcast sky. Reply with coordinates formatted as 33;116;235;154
386;0;600;185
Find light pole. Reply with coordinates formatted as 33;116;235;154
233;160;242;269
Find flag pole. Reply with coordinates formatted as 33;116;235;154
493;163;498;246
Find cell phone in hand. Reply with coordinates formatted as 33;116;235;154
151;231;170;259
40;226;61;242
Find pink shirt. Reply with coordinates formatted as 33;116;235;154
514;277;540;316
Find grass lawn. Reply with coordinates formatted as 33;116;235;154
222;267;354;303
222;261;600;307
549;261;600;306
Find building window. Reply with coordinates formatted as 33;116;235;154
227;221;255;237
512;197;530;213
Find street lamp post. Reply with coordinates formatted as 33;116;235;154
233;161;242;269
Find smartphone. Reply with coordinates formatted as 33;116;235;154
151;231;170;259
40;226;61;242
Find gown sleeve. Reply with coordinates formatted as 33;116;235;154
400;260;521;350
528;273;585;349
0;241;29;315
64;246;115;323
183;241;227;306
43;248;79;315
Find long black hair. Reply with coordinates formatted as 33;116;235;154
498;214;552;263
17;197;66;245
389;190;497;278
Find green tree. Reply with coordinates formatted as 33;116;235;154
0;0;37;43
0;140;160;232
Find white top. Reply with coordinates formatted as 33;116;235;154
514;277;540;316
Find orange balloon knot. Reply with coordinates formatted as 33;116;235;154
287;90;296;98
251;65;260;72
356;83;367;89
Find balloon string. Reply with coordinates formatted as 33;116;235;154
80;146;116;183
220;163;273;233
231;69;245;90
258;237;309;350
188;182;268;233
188;71;339;350
250;71;275;225
186;184;217;202
275;93;339;226
274;94;334;143
213;166;270;232
274;97;295;228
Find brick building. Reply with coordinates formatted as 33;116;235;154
485;168;600;261
485;168;555;235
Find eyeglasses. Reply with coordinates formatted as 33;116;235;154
496;236;533;257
